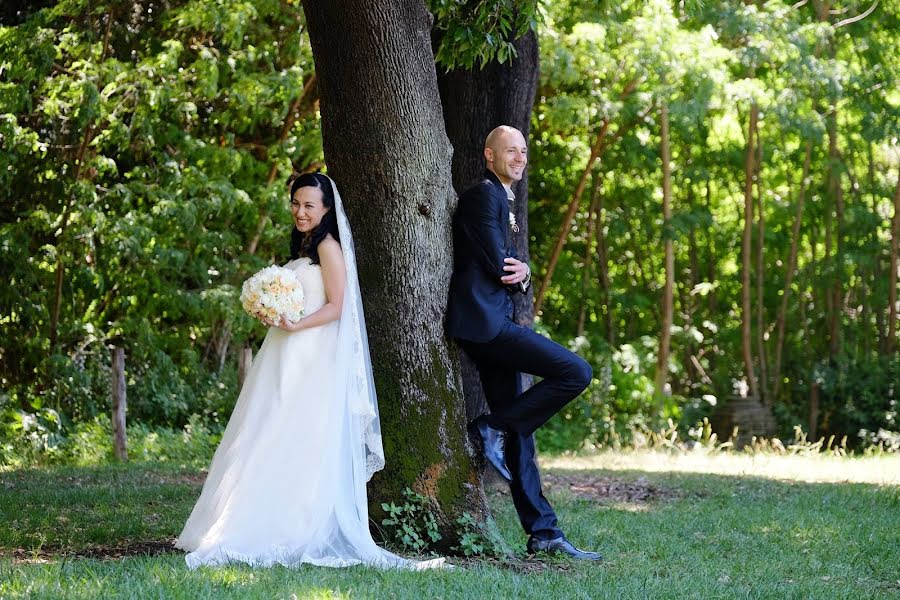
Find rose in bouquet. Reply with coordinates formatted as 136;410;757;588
240;265;305;326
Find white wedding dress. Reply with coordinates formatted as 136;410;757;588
176;178;444;571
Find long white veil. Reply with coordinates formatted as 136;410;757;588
326;175;385;482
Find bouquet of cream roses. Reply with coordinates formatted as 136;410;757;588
240;265;305;326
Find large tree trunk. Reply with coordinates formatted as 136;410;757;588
302;0;487;534
436;28;539;423
741;104;759;400
654;100;674;404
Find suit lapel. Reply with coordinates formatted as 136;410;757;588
484;170;510;249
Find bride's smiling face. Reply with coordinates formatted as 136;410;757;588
290;186;329;233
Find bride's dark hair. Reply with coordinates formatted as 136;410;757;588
289;172;340;264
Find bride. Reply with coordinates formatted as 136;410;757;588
176;173;443;570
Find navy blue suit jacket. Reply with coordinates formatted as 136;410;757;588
446;170;524;343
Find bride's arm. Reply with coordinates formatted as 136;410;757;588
274;237;346;332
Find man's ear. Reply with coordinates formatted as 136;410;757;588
484;147;493;164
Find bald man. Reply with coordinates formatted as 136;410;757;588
446;126;601;561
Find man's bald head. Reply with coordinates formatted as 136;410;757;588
484;125;528;187
484;126;525;152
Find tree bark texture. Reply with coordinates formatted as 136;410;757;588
436;29;540;422
302;0;486;529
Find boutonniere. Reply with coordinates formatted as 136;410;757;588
509;211;520;233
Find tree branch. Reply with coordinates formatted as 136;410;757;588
834;0;879;28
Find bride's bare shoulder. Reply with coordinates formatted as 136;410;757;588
318;235;342;254
317;236;344;266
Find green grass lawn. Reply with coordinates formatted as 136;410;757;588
1;452;898;599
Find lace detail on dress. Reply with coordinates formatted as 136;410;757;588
363;426;385;480
330;178;386;483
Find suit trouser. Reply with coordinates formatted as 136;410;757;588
458;320;592;540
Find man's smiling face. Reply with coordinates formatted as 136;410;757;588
485;126;528;187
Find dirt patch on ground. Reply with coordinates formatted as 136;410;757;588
144;470;207;486
453;555;579;574
10;539;177;563
541;473;680;505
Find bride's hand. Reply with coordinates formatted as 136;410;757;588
261;315;304;332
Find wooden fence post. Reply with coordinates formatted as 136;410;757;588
111;345;127;461
238;344;253;388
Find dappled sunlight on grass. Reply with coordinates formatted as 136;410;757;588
191;566;262;586
542;451;900;485
2;458;898;598
605;502;652;513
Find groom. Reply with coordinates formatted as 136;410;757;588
446;125;602;561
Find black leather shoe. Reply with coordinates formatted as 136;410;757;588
470;417;512;482
526;536;603;561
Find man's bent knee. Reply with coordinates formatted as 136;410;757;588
563;356;592;393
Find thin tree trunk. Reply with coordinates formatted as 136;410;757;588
246;73;319;255
706;180;717;319
754;117;768;407
577;173;602;337
303;0;486;533
654;101;674;402
742;104;759;400
533;121;609;315
772;141;812;402
595;182;614;345
869;142;886;350
809;380;820;441
533;83;642;313
685;184;699;390
827;109;843;358
888;172;900;353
